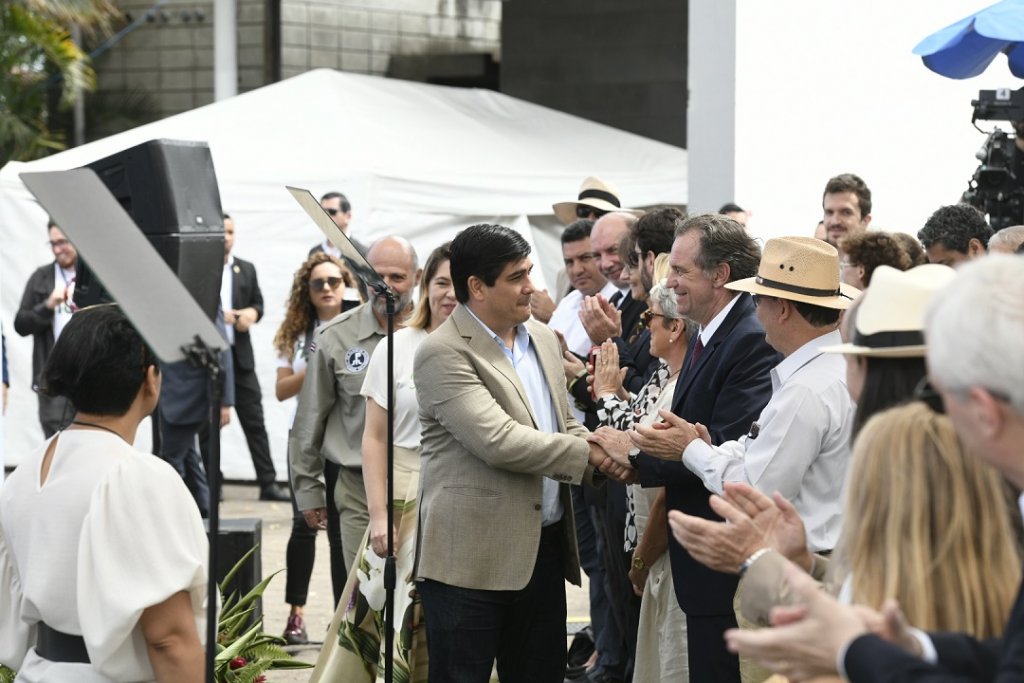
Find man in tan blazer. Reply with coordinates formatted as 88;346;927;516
414;223;628;683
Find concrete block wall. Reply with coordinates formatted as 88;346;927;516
277;0;502;79
500;0;687;148
93;1;227;119
92;0;501;125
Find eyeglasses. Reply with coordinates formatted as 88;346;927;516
640;310;666;326
839;260;854;268
576;205;608;219
309;276;343;291
323;207;344;216
48;239;70;249
751;294;777;307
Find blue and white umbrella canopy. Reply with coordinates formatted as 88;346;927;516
914;0;1024;79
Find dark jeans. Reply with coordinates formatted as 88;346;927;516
285;459;347;606
419;522;568;683
598;480;640;678
573;484;622;676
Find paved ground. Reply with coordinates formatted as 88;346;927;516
222;483;591;682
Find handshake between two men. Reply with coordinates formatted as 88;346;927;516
587;407;710;471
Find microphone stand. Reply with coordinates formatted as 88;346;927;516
181;334;225;683
371;283;398;683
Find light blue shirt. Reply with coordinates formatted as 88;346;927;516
465;307;564;526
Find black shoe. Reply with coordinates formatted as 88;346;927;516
259;483;290;502
565;626;594;679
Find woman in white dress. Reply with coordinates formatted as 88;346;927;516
311;242;455;683
0;304;209;683
272;252;359;644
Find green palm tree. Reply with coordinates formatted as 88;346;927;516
0;0;119;164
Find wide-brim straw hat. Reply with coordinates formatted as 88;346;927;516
552;176;644;225
726;236;860;309
820;263;957;358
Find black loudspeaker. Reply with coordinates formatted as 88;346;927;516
207;517;263;626
73;139;224;320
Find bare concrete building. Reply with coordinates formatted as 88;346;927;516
94;0;502;120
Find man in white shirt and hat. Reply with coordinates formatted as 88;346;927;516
598;236;860;556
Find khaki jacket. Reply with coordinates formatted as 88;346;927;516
414;305;592;591
289;303;384;511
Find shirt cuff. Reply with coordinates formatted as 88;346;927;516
910;627;938;663
681;439;721;489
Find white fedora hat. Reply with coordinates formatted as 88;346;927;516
820;263;957;358
552;176;644;225
727;236;860;309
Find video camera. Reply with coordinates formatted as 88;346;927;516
962;88;1024;231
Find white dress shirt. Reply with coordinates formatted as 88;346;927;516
465;307;564;526
681;328;854;552
220;256;235;345
548;280;620;357
698;293;742;347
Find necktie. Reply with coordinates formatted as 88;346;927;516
689;336;705;367
609;291;623;308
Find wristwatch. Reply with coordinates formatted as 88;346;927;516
631;554;649;571
627;446;640;468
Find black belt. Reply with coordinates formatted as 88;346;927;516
36;622;90;664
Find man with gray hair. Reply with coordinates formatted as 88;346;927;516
290;236;420;573
988;224;1024;254
623;213;780;682
723;255;1024;682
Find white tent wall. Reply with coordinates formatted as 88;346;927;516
0;69;687;477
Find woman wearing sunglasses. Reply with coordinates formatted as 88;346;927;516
272;252;361;644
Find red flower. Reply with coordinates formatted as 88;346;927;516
255;676;267;683
229;656;247;670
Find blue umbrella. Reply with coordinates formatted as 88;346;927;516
913;0;1024;79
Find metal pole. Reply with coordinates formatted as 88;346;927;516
213;0;238;100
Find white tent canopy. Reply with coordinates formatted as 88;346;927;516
0;68;687;477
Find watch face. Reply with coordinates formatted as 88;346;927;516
632;556;645;570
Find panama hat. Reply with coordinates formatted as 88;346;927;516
820;263;957;358
726;236;860;309
552;176;644;225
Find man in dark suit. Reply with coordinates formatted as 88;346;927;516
628;213;780;683
723;255;1024;683
218;214;287;501
158;347;234;517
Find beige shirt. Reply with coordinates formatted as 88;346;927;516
289;302;385;511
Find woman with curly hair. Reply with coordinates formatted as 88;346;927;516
838;231;912;289
275;252;361;644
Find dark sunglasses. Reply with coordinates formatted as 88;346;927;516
751;294;778;307
324;207;343;216
640;310;666;326
913;377;946;414
309;276;343;291
576;205;608;219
